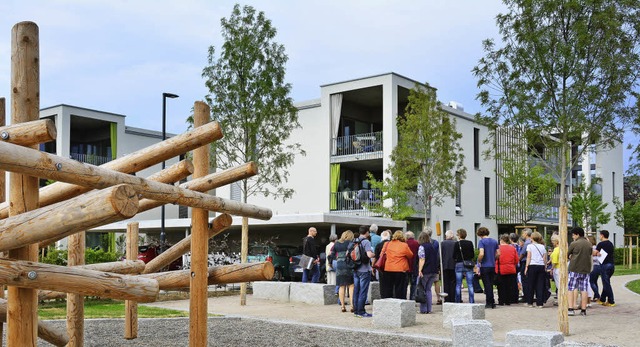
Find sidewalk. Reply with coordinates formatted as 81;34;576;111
146;274;640;346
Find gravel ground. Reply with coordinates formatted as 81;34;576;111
24;317;447;347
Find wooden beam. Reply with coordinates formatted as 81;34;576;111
125;222;139;340
0;184;139;252
66;228;85;347
0;141;272;220
8;21;40;347
141;262;274;290
0;299;68;347
0;121;222;219
0;97;5;347
0;258;159;302
142;213;232;274
0;119;56;146
190;101;210;346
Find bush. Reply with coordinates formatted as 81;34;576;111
39;249;120;265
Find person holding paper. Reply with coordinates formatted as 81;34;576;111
596;230;616;307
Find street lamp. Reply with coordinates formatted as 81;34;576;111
160;92;179;251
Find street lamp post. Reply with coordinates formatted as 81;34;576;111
161;92;179;252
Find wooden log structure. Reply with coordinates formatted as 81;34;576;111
0;258;159;302
0;141;273;221
0;184;139;252
0;121;222;219
0;119;56;146
0;97;5;346
66;228;85;347
8;21;40;346
0;299;68;347
125;222;139;340
190;101;210;346
141;262;275;290
142;213;233;274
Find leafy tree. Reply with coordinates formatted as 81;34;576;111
368;83;466;226
614;175;640;234
496;159;557;225
473;0;640;334
569;181;611;233
200;4;304;304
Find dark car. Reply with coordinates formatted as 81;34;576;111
137;245;183;271
289;252;327;283
247;244;298;281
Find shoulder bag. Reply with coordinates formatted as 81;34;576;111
458;241;475;269
373;241;389;270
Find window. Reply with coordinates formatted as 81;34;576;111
230;181;242;202
612;172;616;199
455;172;462;209
473;128;480;169
484;177;491;217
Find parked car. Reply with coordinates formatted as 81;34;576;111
247;244;298;281
137;245;182;271
289;252;327;283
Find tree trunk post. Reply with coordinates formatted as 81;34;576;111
240;216;249;305
189;101;210;346
8;21;40;347
0;97;5;347
125;222;139;340
66;230;85;347
557;148;570;336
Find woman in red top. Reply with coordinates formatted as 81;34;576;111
379;230;414;299
496;234;519;305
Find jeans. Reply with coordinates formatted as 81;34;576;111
589;264;602;300
302;263;320;283
419;273;439;313
408;271;418;300
353;271;371;315
455;262;475;303
600;263;615;304
480;266;496;306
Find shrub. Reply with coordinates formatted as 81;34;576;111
39;249;120;265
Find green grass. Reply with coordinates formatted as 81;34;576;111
38;299;188;320
627;279;640;295
613;266;640;276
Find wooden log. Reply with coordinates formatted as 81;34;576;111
0;258;159;302
8;21;40;347
125;222;139;340
0;97;5;346
0;119;56;146
142;213;232;274
0;184;139;252
66;228;85;347
0;299;68;347
141;262;274;290
190;101;210;346
0;121;222;219
0;141;272;220
137;162;258;213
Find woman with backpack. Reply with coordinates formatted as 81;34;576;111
331;230;355;313
417;231;439;314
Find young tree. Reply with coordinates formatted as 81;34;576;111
473;0;640;334
569;181;611;233
200;4;304;304
368;83;466;227
614;175;640;234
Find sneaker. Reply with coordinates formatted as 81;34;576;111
524;304;534;308
604;302;616;307
580;309;587;316
537;305;543;309
360;312;373;318
596;300;606;305
568;309;575;316
587;303;592;308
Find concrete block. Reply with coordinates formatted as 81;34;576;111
368;281;381;302
451;319;493;347
252;281;290;302
442;303;485;328
289;283;337;305
506;329;564;347
556;342;605;347
372;298;416;328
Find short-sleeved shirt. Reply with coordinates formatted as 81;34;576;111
370;233;381;251
568;237;593;274
527;243;546;266
596;240;615;265
478;237;498;268
519;238;531;261
356;236;373;273
551;247;560;269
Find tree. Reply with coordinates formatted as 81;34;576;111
200;4;304;304
368;83;466;226
473;0;640;335
614;175;640;234
569;181;611;233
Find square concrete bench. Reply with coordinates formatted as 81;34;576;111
289;283;337;305
442;303;485;328
252;281;291;302
451;319;493;347
368;281;381;302
372;298;416;328
506;329;564;347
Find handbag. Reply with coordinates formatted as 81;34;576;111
415;277;427;303
458;241;475;269
373;242;389;270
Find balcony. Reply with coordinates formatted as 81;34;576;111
70;153;113;166
331;131;383;163
329;189;383;217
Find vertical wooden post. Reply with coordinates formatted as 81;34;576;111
240;217;248;305
8;21;40;347
0;97;6;346
125;222;139;340
189;101;210;346
66;231;85;347
557;204;569;335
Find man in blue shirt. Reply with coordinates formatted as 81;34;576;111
369;224;381;253
476;226;498;309
353;227;375;317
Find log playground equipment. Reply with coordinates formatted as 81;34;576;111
0;21;274;346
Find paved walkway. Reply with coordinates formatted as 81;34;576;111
146;274;640;346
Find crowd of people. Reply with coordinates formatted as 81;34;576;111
302;223;616;318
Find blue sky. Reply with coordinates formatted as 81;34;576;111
1;0;636;170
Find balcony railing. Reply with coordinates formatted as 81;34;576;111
332;131;383;157
330;189;383;217
70;153;113;166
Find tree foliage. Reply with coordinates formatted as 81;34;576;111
569;181;611;232
615;175;640;234
368;83;466;223
200;4;304;202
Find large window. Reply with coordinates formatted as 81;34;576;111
484;177;491;217
473;128;480;169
